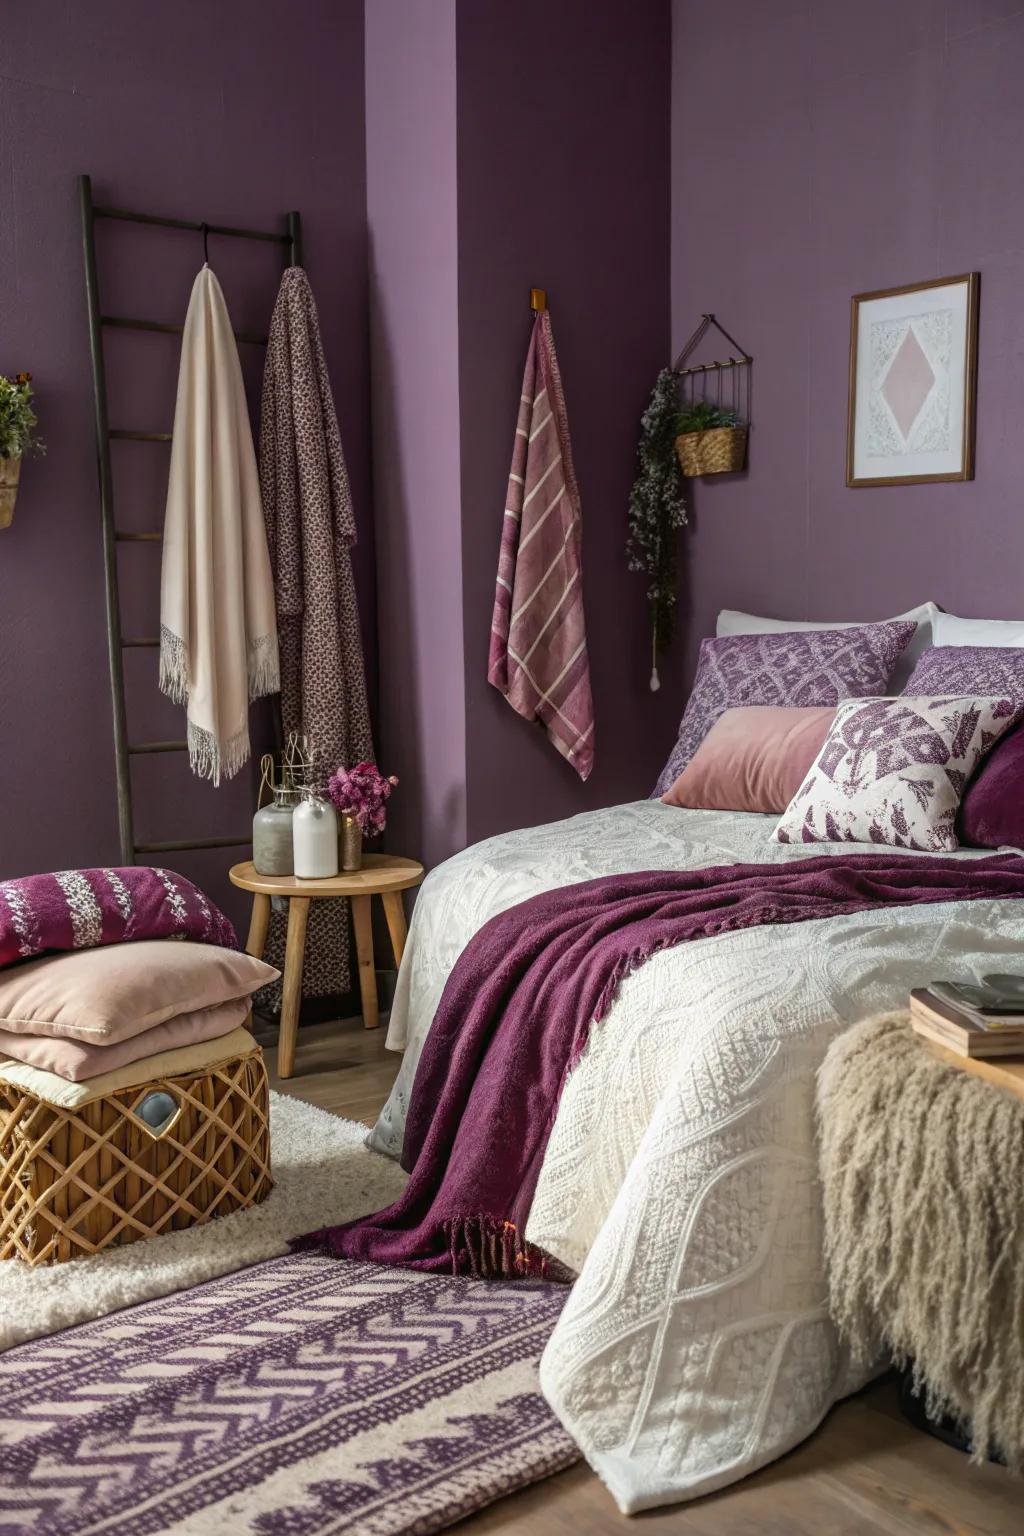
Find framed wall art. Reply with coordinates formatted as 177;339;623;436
846;272;979;487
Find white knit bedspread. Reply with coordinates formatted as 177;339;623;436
368;802;1024;1511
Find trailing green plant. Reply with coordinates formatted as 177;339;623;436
0;373;45;459
674;399;742;435
626;367;688;688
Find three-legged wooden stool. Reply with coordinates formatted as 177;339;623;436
229;855;425;1079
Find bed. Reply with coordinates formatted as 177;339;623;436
367;800;1024;1512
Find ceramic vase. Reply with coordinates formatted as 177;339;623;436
292;795;339;878
252;789;296;876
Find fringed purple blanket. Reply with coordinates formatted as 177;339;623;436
294;852;1024;1278
0;867;237;969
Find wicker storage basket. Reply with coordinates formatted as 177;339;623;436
674;424;747;477
0;1043;271;1265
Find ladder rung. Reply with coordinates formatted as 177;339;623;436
129;740;187;754
134;835;252;854
102;315;268;346
109;429;172;442
122;637;160;648
115;531;162;542
93;203;288;245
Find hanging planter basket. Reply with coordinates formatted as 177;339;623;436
672;313;753;479
675;423;748;478
0;457;21;531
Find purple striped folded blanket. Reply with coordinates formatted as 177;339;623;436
488;309;595;780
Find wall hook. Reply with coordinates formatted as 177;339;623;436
530;287;547;313
200;221;210;265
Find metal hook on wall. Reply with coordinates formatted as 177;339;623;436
200;221;210;265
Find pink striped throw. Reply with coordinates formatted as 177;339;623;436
488;311;595;780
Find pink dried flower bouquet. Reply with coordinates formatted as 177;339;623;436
327;761;399;837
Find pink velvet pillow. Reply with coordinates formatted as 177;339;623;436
0;940;278;1044
0;996;251;1082
661;706;836;814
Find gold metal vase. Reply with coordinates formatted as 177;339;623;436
0;457;21;531
339;815;363;872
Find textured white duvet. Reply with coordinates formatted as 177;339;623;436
368;802;1024;1511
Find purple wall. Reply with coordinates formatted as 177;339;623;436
365;0;466;872
0;0;373;931
20;0;989;906
457;0;675;842
364;0;673;864
671;0;1024;713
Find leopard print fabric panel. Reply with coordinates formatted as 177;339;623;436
260;267;374;999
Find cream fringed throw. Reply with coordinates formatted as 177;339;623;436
160;265;279;783
818;1013;1024;1471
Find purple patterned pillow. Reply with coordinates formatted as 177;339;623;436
654;622;917;797
772;694;1021;851
902;644;1024;702
903;648;1024;850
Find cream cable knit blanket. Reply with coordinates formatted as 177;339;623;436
160;265;279;783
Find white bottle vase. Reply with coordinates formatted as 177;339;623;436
292;796;339;879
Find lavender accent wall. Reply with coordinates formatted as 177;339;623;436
671;0;1024;722
365;0;466;872
457;0;675;843
0;0;373;931
365;0;673;865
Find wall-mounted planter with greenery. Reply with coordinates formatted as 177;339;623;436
0;372;45;529
673;400;747;477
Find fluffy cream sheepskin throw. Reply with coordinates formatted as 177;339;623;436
818;1013;1024;1471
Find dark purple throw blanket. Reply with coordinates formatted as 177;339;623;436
294;853;1024;1278
0;866;237;968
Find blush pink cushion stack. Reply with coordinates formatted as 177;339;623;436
0;941;278;1083
0;997;253;1081
661;706;837;815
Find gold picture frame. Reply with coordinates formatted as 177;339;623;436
846;272;979;487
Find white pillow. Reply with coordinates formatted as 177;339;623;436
716;602;938;692
932;612;1024;648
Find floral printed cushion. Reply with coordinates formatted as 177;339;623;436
772;694;1021;852
654;622;917;796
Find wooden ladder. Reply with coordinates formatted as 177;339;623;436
78;174;300;863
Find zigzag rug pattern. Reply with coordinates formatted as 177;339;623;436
0;1252;577;1535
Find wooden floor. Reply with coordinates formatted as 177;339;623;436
263;1016;1021;1536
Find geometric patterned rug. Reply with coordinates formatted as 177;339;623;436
0;1251;578;1535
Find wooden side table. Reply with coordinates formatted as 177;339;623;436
229;855;425;1079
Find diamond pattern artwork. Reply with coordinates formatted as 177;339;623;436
849;275;976;484
881;325;935;439
867;308;954;458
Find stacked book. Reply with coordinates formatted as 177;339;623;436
911;977;1024;1058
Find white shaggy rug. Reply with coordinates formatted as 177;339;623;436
0;1092;408;1351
